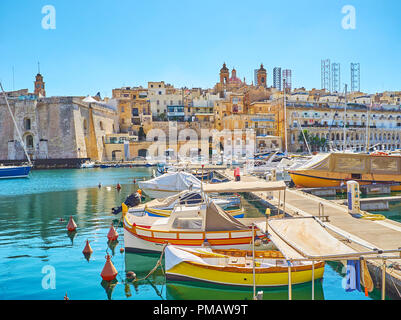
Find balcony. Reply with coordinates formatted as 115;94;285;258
167;112;185;117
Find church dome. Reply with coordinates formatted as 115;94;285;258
229;68;242;84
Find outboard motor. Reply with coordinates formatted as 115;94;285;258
111;192;141;215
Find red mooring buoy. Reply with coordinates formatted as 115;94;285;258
82;239;93;255
107;224;119;242
67;216;77;232
101;254;118;281
120;247;124;254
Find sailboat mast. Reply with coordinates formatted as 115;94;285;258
0;82;33;166
343;84;348;152
283;79;288;154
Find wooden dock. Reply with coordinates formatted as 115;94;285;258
219;169;401;299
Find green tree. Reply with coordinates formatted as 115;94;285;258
298;130;327;152
298;129;310;152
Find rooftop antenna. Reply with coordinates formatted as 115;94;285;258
38;61;40;74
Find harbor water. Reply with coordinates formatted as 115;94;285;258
0;168;383;300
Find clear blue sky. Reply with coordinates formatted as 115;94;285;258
0;0;400;97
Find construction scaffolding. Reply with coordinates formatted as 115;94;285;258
351;62;361;92
332;63;341;93
321;59;331;92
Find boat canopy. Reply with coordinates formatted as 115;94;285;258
138;171;201;192
294;152;401;175
204;201;248;231
203;180;286;193
256;217;357;260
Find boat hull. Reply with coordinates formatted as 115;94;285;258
289;170;401;191
123;227;259;253
166;261;325;288
0;166;31;179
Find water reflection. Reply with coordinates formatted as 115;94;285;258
125;252;165;285
67;230;77;245
0;168;153;300
166;280;325;300
0;168;380;300
124;252;325;300
100;279;118;300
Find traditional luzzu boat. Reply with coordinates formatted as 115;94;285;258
123;180;287;253
164;246;325;288
123;201;263;253
288;152;401;191
164;214;371;289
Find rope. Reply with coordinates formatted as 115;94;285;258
358;210;386;221
387;264;401;298
134;243;167;283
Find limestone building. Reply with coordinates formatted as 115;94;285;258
0;74;119;162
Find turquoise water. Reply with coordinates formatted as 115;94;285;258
0;168;376;300
326;192;401;223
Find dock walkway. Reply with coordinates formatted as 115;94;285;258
220;169;401;299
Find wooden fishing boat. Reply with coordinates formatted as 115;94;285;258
123;201;265;253
123;180;287;253
165;246;325;287
127;190;242;217
289;152;401;191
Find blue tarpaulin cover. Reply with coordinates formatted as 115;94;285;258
345;260;361;292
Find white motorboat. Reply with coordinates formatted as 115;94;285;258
138;171;201;199
80;161;95;168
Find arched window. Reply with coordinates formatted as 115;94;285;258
99;121;104;130
26;135;34;148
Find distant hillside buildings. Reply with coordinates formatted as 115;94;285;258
1;64;400;162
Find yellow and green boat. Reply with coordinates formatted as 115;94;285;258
165;246;324;288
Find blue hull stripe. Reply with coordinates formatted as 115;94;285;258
0;166;31;179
